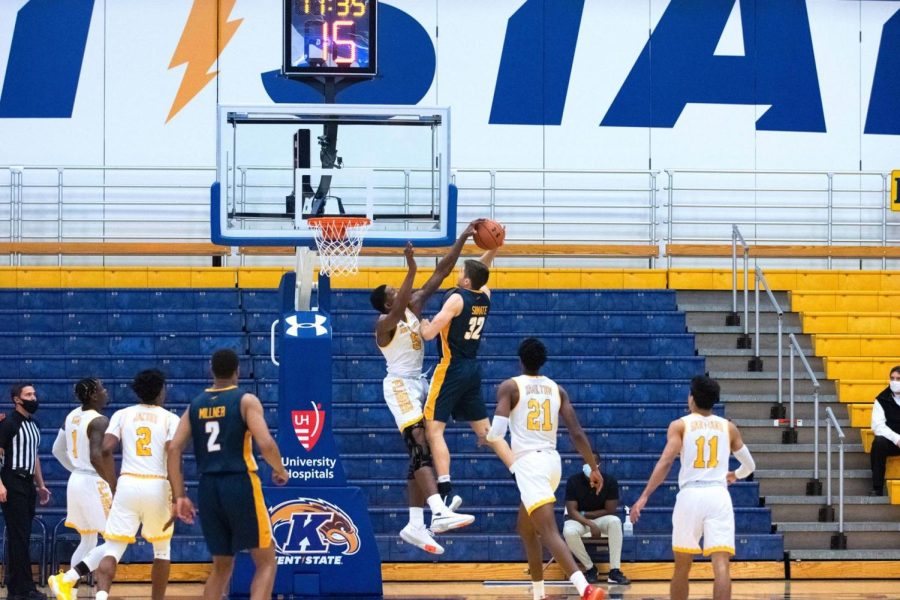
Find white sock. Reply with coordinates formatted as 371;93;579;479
532;580;545;600
63;568;80;584
437;475;451;483
569;570;589;595
409;507;425;528
426;494;447;515
96;592;108;600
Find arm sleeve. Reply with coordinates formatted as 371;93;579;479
733;444;756;480
485;415;509;442
871;401;900;445
52;429;76;473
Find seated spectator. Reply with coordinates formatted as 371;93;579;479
563;455;630;585
870;366;900;496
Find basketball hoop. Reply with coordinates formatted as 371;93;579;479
308;216;371;277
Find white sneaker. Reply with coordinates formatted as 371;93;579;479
430;509;475;534
399;524;444;555
447;495;463;512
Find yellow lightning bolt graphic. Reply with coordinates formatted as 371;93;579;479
167;0;243;123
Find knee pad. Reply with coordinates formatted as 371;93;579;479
152;539;171;561
408;437;432;472
403;422;433;473
102;540;129;563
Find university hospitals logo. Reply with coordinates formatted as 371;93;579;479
292;402;324;451
285;314;328;337
270;498;360;564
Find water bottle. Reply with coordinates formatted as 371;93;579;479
623;506;634;537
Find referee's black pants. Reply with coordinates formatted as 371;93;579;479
1;471;38;595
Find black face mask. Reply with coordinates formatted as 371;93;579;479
20;400;39;414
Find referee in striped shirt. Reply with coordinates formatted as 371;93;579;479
0;383;51;600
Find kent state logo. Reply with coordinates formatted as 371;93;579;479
270;498;360;564
292;401;325;451
285;314;328;337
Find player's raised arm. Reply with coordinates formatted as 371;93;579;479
409;220;480;314
478;248;498;269
631;418;685;523
558;385;602;491
485;379;518;469
375;242;417;346
727;421;756;484
420;293;464;340
88;415;115;489
167;410;195;523
240;393;290;485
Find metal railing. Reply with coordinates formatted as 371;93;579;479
753;267;784;407
730;225;749;332
823;406;846;547
2;165;898;266
787;333;821;470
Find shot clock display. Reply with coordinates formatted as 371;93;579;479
284;0;377;77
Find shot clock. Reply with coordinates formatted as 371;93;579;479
284;0;377;77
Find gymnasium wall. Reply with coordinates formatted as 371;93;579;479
0;0;899;248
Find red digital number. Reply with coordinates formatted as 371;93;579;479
332;20;356;65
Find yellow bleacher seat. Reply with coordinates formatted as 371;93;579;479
813;335;900;357
791;291;900;312
802;312;900;335
836;380;888;403
825;357;900;380
849;404;873;428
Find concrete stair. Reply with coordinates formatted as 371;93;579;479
679;290;897;556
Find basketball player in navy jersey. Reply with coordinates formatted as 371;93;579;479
168;349;290;600
420;247;498;506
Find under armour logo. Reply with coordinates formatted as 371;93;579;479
285;314;328;337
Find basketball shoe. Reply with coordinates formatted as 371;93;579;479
430;508;475;533
448;495;463;511
47;572;74;600
581;584;606;600
399;524;444;555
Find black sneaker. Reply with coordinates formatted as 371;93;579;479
583;565;599;583
607;568;631;585
868;488;884;497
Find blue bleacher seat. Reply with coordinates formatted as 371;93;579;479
6;287;781;564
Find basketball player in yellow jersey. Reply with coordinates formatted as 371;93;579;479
485;338;606;600
50;370;179;600
630;375;756;600
51;378;112;589
370;240;475;554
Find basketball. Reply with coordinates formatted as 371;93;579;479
473;219;506;250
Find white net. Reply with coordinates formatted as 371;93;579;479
309;217;371;277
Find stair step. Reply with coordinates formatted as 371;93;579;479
756;469;871;479
712;371;825;380
790;549;900;560
765;495;893;506
775;521;900;532
692;326;803;334
749;443;862;453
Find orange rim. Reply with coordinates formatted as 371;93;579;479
308;217;371;241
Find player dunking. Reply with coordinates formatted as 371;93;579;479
419;244;497;507
168;349;290;600
630;375;756;600
369;225;482;553
51;378;112;590
49;370;179;600
485;338;606;600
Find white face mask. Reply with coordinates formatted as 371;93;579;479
890;380;900;394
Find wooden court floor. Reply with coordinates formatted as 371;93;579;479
20;579;900;599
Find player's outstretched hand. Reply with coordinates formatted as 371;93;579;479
726;471;737;485
37;485;51;506
462;219;485;239
272;468;290;486
630;497;647;524
404;241;415;267
174;496;197;525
